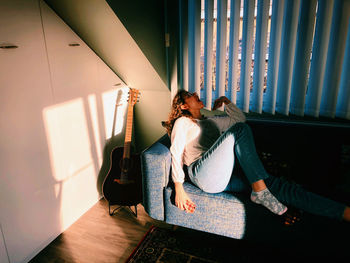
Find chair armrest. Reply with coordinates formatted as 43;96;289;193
141;135;171;221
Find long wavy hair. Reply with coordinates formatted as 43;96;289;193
162;90;195;136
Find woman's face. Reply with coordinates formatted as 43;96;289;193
182;92;204;111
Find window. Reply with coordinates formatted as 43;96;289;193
180;0;350;120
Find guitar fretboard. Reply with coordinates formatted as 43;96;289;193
123;93;135;159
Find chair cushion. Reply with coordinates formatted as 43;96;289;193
164;182;249;239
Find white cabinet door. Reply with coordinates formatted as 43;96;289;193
40;0;126;101
40;0;99;102
40;0;127;141
0;1;56;263
0;0;52;138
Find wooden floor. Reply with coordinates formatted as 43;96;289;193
29;197;350;263
30;199;171;263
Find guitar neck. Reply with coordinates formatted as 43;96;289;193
123;101;134;159
112;88;139;185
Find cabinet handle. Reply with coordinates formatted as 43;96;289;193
0;45;18;49
69;43;80;47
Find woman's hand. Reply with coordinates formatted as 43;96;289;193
174;182;196;213
212;96;231;110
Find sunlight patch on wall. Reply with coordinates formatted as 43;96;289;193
57;164;98;230
88;94;103;167
43;98;93;181
102;87;129;139
43;98;99;229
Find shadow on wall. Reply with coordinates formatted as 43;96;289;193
42;87;130;200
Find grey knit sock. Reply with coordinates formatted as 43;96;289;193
251;188;287;215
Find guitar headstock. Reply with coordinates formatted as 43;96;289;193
128;88;140;106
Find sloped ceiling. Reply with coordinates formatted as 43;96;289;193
105;0;167;85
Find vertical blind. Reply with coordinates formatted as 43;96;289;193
179;0;350;120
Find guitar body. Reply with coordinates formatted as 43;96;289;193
102;146;142;206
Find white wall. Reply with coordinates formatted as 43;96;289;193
0;1;128;262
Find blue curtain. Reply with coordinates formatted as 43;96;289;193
182;0;350;120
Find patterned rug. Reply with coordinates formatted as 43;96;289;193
126;222;349;263
125;225;299;263
126;226;219;263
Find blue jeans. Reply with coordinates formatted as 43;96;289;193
188;123;346;220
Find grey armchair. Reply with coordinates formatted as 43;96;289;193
140;134;276;239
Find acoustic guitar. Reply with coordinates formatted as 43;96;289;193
102;88;142;216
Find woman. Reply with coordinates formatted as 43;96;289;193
163;90;350;222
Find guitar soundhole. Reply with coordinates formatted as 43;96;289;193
121;158;130;173
114;157;134;184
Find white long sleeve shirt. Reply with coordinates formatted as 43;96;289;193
170;103;246;183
